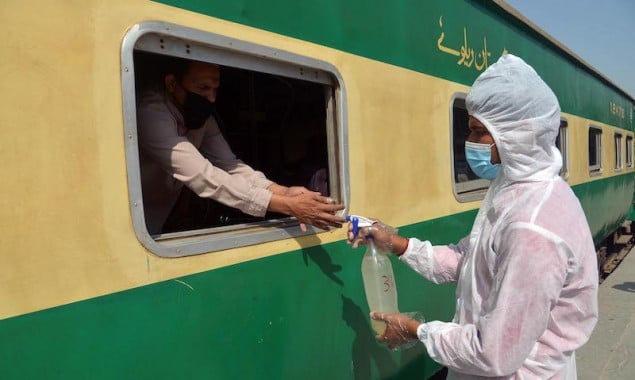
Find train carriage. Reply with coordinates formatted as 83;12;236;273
1;1;633;379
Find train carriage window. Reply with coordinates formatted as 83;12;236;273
555;119;569;179
614;132;623;170
121;22;348;257
451;95;490;202
626;135;633;167
588;126;603;175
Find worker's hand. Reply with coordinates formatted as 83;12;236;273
287;192;345;230
347;220;395;252
371;312;423;350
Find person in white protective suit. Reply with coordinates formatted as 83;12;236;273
348;54;598;379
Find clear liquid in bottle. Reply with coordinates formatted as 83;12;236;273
361;240;399;334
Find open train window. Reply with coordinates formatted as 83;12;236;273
555;119;569;179
614;132;623;170
121;22;348;257
588;126;602;175
451;94;489;202
626;135;633;167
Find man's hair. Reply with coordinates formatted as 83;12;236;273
132;52;190;90
133;51;218;91
163;56;192;81
164;57;220;81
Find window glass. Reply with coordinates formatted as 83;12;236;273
121;22;348;257
614;133;623;170
588;126;602;174
451;95;490;202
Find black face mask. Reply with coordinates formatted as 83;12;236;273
181;90;215;130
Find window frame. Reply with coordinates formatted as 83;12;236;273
626;135;634;167
588;126;603;175
450;93;490;203
614;132;623;170
121;21;349;257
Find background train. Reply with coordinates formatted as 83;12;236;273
1;0;633;379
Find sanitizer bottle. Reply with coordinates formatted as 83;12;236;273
347;216;400;334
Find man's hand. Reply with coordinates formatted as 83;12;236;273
285;186;312;197
268;185;313;198
269;192;345;231
286;192;345;230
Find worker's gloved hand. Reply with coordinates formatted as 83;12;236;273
347;219;396;252
371;311;425;350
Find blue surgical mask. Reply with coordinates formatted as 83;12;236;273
465;141;501;181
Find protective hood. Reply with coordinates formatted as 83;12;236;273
466;54;562;183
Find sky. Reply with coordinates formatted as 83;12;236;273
504;0;635;99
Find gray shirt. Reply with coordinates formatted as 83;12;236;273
137;88;273;234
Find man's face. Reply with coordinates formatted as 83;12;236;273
468;116;501;164
166;62;220;106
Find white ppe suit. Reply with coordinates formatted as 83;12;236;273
400;55;599;379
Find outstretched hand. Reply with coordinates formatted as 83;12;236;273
287;192;345;231
285;186;312;197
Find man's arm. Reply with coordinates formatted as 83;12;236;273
140;107;344;228
138;105;272;217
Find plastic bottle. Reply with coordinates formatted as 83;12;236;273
361;239;399;334
347;216;400;334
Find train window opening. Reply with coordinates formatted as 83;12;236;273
588;126;602;175
555;119;569;179
121;22;348;257
614;133;623;170
451;95;490;202
626;135;633;167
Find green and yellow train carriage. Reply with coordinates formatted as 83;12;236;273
1;0;633;379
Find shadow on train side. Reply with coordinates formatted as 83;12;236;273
300;238;442;379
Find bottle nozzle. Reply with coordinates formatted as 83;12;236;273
346;215;375;238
